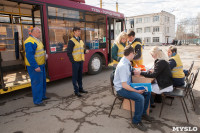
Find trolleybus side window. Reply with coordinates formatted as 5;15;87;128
48;6;85;53
48;6;107;53
48;19;85;53
0;14;10;23
85;12;106;49
0;3;42;60
99;24;106;48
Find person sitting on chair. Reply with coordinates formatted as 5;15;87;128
167;45;185;87
134;46;173;94
113;45;152;132
134;46;173;108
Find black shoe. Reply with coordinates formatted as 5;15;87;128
75;93;82;97
43;97;50;101
35;102;45;106
79;90;88;93
142;114;153;122
132;122;147;131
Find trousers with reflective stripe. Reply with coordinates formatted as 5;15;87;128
24;36;45;66
71;37;85;62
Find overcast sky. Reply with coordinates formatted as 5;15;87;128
85;0;200;25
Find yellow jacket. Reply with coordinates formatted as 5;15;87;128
71;37;85;61
130;40;143;67
112;43;127;65
24;36;45;66
170;54;185;78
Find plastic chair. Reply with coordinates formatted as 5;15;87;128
108;71;133;119
185;61;194;82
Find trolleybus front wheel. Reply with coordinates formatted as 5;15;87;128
88;54;102;75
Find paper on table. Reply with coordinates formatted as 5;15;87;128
145;63;154;71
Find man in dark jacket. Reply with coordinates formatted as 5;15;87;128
67;27;89;97
128;31;143;67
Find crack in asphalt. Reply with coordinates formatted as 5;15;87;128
50;86;110;132
57;128;65;133
1;84;200;133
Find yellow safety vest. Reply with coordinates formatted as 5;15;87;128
131;41;143;67
71;37;85;62
142;41;144;48
112;43;127;65
170;54;185;78
24;36;45;66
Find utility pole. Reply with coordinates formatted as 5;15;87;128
100;0;102;8
116;2;118;12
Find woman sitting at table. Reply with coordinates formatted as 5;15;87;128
134;46;173;94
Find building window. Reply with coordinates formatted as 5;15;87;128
153;37;159;42
144;17;150;23
167;27;169;33
129;19;134;28
136;28;142;33
153;26;159;32
144;37;151;43
165;27;169;33
136;18;142;23
144;27;151;32
165;16;170;22
153;15;159;22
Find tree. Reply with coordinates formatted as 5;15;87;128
176;15;200;41
197;13;200;37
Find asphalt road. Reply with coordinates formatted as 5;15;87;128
0;45;200;133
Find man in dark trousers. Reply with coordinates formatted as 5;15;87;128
67;27;89;97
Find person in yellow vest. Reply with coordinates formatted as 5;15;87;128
128;31;143;67
111;31;128;68
24;27;49;106
167;45;185;87
142;40;145;49
67;27;89;97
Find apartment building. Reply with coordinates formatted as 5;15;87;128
126;11;175;45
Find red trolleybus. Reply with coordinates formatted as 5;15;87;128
0;0;124;94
